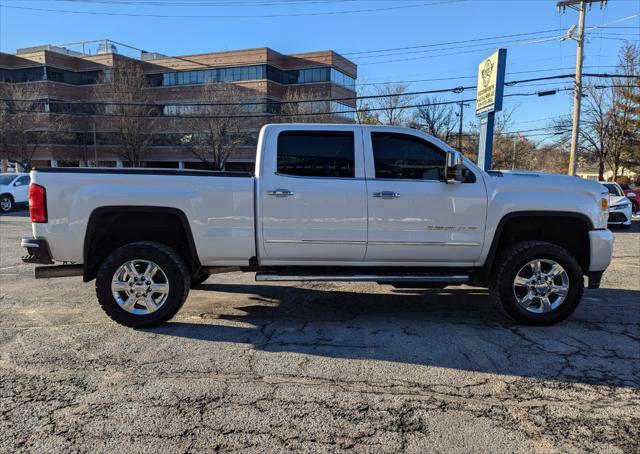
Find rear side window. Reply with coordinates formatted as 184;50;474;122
371;133;445;180
277;131;355;178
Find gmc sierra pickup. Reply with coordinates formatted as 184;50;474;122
21;124;614;328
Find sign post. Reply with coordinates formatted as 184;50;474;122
476;48;507;171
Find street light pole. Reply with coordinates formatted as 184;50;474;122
557;0;607;176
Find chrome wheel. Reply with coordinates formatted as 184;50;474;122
0;197;12;212
513;259;569;314
111;259;170;315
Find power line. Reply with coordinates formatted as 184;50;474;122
3;72;632;109
5;83;627;120
0;0;464;18
356;65;619;87
352;34;564;61
343;29;565;56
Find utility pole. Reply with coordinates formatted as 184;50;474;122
456;102;469;151
557;0;607;176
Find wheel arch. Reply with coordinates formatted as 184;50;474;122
83;206;201;282
479;211;594;284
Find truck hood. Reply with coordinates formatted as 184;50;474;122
483;170;608;229
488;170;606;196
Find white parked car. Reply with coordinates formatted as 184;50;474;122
600;182;632;229
21;124;614;327
0;173;30;212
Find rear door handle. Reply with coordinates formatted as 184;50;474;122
266;189;295;197
372;191;400;199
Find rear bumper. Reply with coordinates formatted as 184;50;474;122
588;229;613;272
21;237;54;265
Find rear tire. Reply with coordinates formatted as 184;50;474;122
0;195;13;213
489;241;584;325
95;241;190;328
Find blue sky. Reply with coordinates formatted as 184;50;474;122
1;0;638;138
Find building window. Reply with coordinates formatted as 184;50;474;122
371;133;445;181
330;68;356;90
45;67;101;85
277;131;355;178
0;67;45;83
146;64;355;90
330;101;356;120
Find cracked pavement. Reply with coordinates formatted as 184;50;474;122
1;211;639;453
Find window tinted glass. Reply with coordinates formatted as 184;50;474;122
16;176;30;186
277;131;355;178
0;175;16;185
371;133;445;180
604;183;623;196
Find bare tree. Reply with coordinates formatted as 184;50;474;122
354;80;379;125
554;85;614;180
96;60;156;167
0;83;67;171
412;96;457;143
277;87;339;123
180;83;247;170
552;44;639;179
607;43;640;177
371;83;415;126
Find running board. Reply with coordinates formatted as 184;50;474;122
255;273;468;283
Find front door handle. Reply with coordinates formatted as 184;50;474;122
372;191;400;199
266;189;295;197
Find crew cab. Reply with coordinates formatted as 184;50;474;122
21;124;614;327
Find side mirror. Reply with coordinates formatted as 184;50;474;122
445;150;463;183
627;192;637;198
13;181;21;187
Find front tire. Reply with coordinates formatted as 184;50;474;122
0;195;13;213
96;241;190;328
489;241;584;325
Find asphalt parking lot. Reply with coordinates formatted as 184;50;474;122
1;210;638;453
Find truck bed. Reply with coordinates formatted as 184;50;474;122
31;167;256;266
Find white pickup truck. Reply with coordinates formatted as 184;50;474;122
22;124;614;328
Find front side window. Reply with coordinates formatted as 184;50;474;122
16;176;30;186
371;133;445;180
277;131;355;178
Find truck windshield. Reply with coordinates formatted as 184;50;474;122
0;175;17;185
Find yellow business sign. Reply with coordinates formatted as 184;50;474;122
476;49;506;115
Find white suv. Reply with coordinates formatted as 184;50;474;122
601;182;632;229
0;173;30;213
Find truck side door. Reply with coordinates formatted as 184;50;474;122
258;126;368;262
363;130;487;264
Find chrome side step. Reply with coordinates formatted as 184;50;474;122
255;273;468;283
